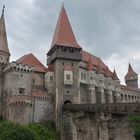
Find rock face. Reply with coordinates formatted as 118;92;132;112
63;112;135;140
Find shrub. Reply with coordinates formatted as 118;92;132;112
0;121;35;140
129;115;140;140
0;120;60;140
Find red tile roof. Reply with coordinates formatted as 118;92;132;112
87;57;94;70
105;66;113;78
125;63;137;79
0;13;10;55
82;50;106;70
121;85;140;93
51;5;81;49
16;53;47;73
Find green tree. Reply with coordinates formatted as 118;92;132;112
129;115;140;140
0;121;35;140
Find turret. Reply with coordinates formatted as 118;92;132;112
125;63;138;88
113;69;119;81
0;6;10;66
0;5;10;117
47;5;82;64
47;5;82;131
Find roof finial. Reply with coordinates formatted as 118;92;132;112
62;2;64;8
2;5;5;17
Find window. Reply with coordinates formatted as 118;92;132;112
66;74;70;80
81;72;83;79
19;88;25;94
83;73;86;80
32;79;35;84
90;76;93;80
50;76;53;81
81;72;86;80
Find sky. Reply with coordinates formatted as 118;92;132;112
1;0;140;85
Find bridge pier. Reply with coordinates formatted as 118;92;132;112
62;104;136;140
87;86;96;104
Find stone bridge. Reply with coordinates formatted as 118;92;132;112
63;103;140;115
62;103;138;140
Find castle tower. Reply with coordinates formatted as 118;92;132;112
125;63;138;88
0;6;10;117
47;5;82;131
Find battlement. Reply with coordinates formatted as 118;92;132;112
3;62;34;73
32;91;52;101
8;95;32;106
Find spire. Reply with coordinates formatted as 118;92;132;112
87;57;93;70
125;63;137;79
51;5;81;49
1;5;5;17
0;5;10;55
113;69;119;80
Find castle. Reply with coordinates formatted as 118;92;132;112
0;5;139;131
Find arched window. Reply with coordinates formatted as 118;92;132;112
124;95;127;102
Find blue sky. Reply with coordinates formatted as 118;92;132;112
2;0;140;85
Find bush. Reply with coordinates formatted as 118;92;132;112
0;121;35;140
0;120;60;140
25;122;60;140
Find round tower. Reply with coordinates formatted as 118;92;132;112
0;6;10;117
0;6;10;67
125;63;138;88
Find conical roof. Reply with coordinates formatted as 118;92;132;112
0;7;10;55
113;69;119;80
16;53;47;73
51;5;81;49
125;63;137;79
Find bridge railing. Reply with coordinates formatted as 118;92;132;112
62;103;140;115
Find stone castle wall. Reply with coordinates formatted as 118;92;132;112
63;112;135;140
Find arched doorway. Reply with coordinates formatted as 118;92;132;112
64;100;72;105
